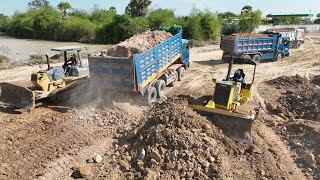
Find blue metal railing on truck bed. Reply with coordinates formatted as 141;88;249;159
220;35;277;54
88;29;183;95
134;30;182;94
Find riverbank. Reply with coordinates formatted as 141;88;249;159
0;36;109;69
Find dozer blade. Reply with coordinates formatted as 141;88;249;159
190;96;258;144
0;82;35;111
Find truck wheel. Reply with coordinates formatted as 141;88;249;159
168;71;178;87
241;54;251;60
177;67;185;81
222;55;231;62
145;87;157;105
296;42;301;49
252;54;261;64
184;62;190;70
155;80;166;98
273;53;282;62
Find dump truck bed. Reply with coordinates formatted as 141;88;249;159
89;30;183;95
220;34;276;55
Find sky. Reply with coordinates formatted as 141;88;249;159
0;0;319;17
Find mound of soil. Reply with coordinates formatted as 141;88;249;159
0;55;11;69
223;33;270;40
101;30;172;58
114;98;249;179
264;28;295;33
311;75;320;86
267;75;320;120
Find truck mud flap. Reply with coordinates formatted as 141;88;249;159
0;82;35;111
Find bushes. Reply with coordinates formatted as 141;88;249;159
100;15;149;44
2;6;223;44
0;16;9;32
182;12;221;42
148;9;175;29
54;17;95;42
31;8;61;39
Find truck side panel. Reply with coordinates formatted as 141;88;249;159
235;38;275;53
221;36;276;54
89;57;135;91
88;30;183;95
134;31;182;94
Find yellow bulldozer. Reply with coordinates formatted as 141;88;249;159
0;46;89;111
191;58;260;144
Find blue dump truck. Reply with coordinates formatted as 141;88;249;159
220;33;290;63
88;27;191;105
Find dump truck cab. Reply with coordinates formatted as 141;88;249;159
277;36;290;57
182;39;191;68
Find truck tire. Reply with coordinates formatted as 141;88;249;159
168;71;178;87
241;54;251;60
252;54;261;64
222;55;231;62
184;62;190;70
155;80;166;98
145;86;157;105
296;42;301;49
177;67;185;81
273;53;282;62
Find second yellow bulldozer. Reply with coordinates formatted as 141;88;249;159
191;58;259;144
0;46;89;111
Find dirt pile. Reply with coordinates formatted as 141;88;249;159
98;30;172;58
223;33;270;40
264;28;295;33
113;98;249;179
311;75;320;86
266;75;320;120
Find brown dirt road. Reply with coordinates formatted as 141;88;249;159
0;33;320;179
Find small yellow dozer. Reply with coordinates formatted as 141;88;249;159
0;46;89;111
191;58;259;144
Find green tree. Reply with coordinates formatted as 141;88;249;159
239;6;262;33
241;5;253;14
148;9;175;29
315;18;320;24
28;0;50;9
218;11;237;23
70;9;89;19
101;15;149;43
57;2;72;19
109;7;117;13
125;0;151;17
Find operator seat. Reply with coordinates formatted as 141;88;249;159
233;69;245;83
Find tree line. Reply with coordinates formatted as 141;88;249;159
2;0;305;44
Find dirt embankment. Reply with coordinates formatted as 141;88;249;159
95;30;172;58
311;75;320;86
259;75;320;179
266;75;320;120
88;98;305;180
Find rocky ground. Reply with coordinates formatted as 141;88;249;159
0;32;320;180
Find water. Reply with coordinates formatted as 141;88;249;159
0;35;108;64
